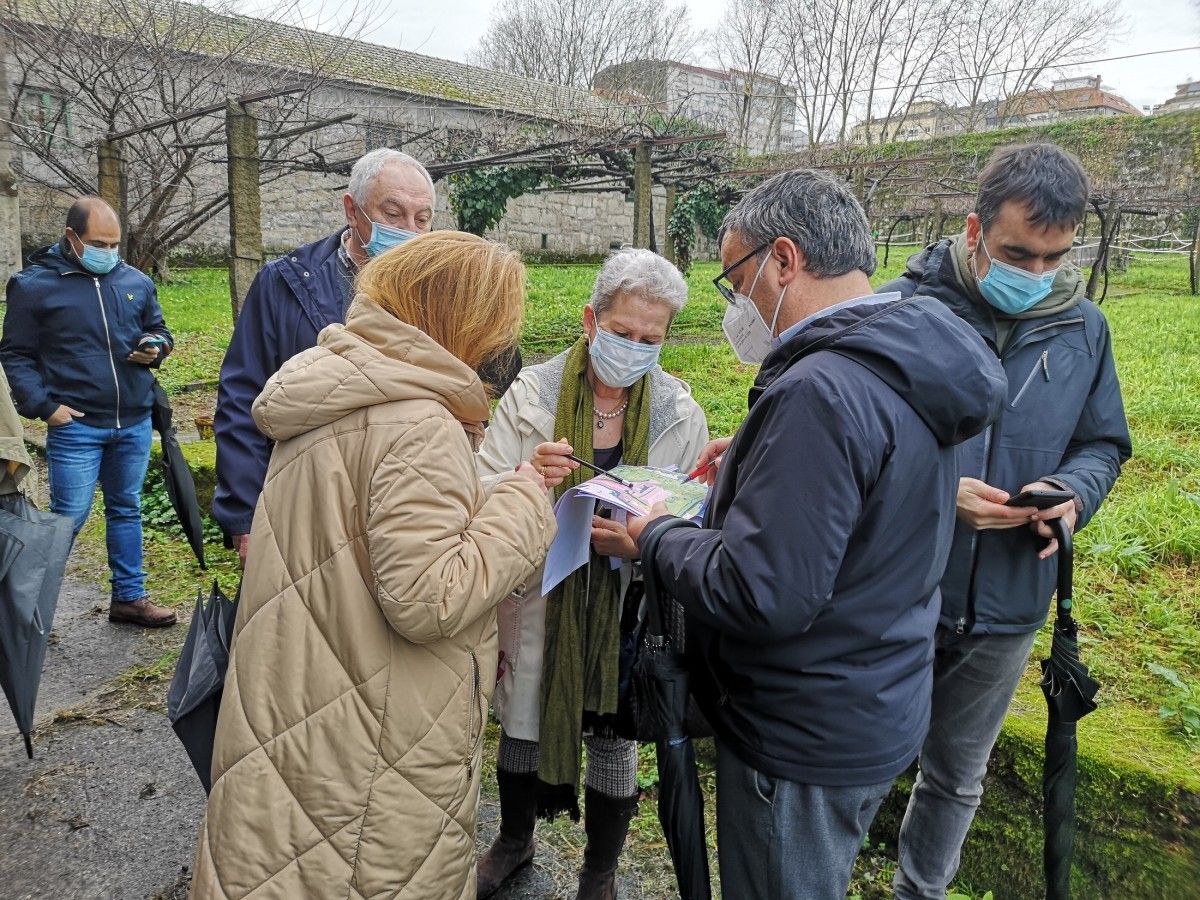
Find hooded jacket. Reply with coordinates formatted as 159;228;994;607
1;243;173;429
645;293;1006;786
192;297;555;900
881;239;1132;634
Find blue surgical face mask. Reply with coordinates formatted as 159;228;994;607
77;243;120;275
588;325;662;388
976;237;1058;315
355;205;418;257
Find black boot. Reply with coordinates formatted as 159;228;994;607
576;787;639;900
478;769;540;898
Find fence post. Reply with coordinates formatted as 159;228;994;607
0;33;21;275
663;183;677;265
633;140;652;249
226;99;263;322
1190;214;1199;296
97;139;127;254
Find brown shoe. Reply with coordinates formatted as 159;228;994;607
108;597;177;628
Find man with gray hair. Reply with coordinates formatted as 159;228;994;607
214;149;437;561
628;169;1006;897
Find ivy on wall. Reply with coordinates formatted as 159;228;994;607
668;182;730;273
448;166;544;236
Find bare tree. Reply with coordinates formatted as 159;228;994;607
472;0;696;90
715;0;787;153
2;0;379;276
939;0;1124;130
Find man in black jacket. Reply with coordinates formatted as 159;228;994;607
1;197;176;627
879;144;1131;899
629;170;1007;898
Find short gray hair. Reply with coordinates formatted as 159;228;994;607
348;148;435;207
720;169;876;278
590;249;688;319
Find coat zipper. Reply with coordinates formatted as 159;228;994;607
93;278;122;429
466;651;481;774
959;319;1078;634
1010;351;1051;408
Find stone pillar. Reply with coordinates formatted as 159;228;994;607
632;140;652;249
0;41;21;275
226;100;262;322
663;183;678;265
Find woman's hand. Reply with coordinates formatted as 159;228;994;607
591;516;639;559
531;438;579;489
513;461;547;491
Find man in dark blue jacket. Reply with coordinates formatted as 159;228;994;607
1;197;176;627
880;144;1132;899
213;149;436;562
629;170;1006;898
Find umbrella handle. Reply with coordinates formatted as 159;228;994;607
1049;517;1073;622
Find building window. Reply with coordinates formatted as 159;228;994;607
363;121;407;151
18;87;74;149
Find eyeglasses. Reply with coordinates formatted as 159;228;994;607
712;243;770;304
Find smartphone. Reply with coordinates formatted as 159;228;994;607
134;335;167;353
1005;489;1074;510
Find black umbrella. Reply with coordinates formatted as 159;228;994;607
1040;517;1099;900
0;492;74;758
167;581;236;792
150;380;206;569
635;521;712;900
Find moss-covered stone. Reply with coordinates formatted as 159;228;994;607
871;697;1200;898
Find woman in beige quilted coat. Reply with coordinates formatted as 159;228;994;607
191;232;556;900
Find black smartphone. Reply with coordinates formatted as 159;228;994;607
1005;489;1074;510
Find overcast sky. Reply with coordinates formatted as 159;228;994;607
311;0;1199;111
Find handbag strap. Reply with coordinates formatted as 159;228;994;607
639;517;700;639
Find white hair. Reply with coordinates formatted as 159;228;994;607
590;248;688;320
348;148;435;207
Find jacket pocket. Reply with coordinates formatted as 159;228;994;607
467;651;484;772
1010;351;1049;408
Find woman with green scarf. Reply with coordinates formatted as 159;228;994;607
476;249;709;899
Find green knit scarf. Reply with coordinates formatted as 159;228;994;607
537;337;650;818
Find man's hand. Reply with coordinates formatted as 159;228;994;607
591;516;639;559
46;405;83;428
1025;481;1079;560
530;438;579;489
956;477;1037;530
234;533;250;569
626;501;670;545
127;345;161;366
693;437;732;486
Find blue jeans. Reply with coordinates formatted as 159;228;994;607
46;416;152;602
893;627;1039;899
716;740;893;899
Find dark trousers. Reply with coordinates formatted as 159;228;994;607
715;740;892;900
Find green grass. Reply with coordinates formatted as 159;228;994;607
130;250;1199;896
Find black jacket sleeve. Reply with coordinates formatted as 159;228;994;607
1042;318;1131;529
649;376;879;642
0;275;56;420
212;268;282;536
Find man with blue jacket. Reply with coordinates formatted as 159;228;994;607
881;144;1132;899
630;170;1007;897
213;149;437;563
1;196;176;627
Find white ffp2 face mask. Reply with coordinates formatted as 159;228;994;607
721;255;786;364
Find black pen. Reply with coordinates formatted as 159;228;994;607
567;453;634;488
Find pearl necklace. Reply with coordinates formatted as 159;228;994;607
594;397;629;430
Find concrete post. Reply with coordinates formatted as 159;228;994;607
0;40;21;275
96;139;126;227
632;140;652;249
663;183;678;265
226;99;262;321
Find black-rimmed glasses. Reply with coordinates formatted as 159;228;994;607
712;243;770;304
